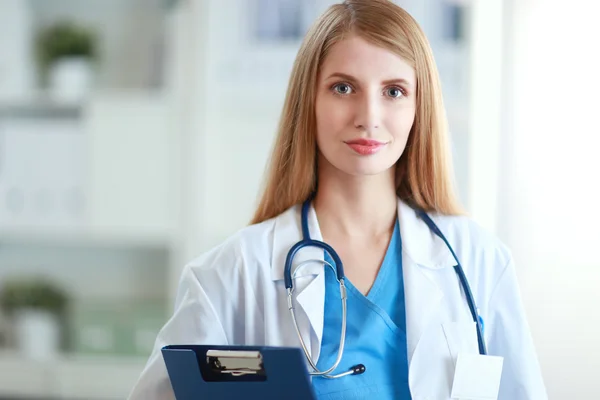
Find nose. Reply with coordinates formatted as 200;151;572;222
353;91;381;132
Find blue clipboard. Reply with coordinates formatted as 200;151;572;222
161;344;317;400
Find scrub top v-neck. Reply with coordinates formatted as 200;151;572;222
312;219;412;399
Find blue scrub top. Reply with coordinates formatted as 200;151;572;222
312;219;411;399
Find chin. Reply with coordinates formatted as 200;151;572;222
338;160;396;177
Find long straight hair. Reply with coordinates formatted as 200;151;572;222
251;0;463;224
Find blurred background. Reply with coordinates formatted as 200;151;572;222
0;0;597;398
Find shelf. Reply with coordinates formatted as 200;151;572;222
0;226;172;250
0;96;83;119
0;350;147;399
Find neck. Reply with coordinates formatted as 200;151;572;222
314;162;398;239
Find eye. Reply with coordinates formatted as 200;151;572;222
332;83;353;95
385;86;405;98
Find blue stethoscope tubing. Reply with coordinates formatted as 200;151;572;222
284;198;487;361
416;209;487;356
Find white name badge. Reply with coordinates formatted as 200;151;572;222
451;353;504;400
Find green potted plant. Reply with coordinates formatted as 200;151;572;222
0;278;69;359
35;20;98;102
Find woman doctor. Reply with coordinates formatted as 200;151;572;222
129;1;547;399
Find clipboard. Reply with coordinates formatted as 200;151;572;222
161;345;317;400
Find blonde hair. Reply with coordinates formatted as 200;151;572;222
251;0;462;224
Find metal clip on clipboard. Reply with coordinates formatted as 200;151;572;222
206;349;266;377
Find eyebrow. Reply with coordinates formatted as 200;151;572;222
324;72;413;87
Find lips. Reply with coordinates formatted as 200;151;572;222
344;138;387;155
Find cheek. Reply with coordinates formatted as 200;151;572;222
388;108;416;143
315;96;351;140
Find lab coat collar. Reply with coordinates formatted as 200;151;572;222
397;200;457;270
271;202;325;282
270;198;456;283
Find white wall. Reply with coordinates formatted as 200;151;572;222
466;0;503;232
500;0;600;397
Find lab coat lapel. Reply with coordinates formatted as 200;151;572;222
398;200;454;361
271;203;325;363
403;256;444;361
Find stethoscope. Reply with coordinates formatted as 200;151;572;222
284;198;487;379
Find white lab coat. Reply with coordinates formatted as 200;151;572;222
128;199;547;400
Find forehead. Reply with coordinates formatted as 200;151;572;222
319;35;415;84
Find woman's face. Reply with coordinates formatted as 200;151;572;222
315;35;417;177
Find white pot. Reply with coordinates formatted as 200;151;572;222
14;309;61;360
49;57;94;103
